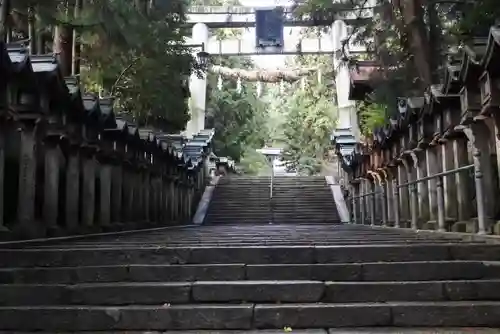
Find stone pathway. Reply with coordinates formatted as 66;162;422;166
1;224;500;331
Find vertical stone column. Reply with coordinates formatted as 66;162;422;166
143;171;150;222
0;129;7;232
162;177;170;224
65;148;80;230
391;168;400;228
122;165;134;223
16;123;38;236
369;178;376;226
397;163;409;225
442;140;458;220
385;173;394;225
410;151;429;225
43;140;61;234
169;179;176;221
187;23;209;137
453;137;471;222
111;163;123;225
134;170;143;223
426;146;440;222
463;122;495;234
99;162;112;228
81;149;96;228
359;179;366;224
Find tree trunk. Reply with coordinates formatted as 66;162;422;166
72;0;83;75
0;0;10;42
392;0;432;88
135;0;147;15
53;24;73;77
427;0;441;83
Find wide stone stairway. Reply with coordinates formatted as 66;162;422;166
1;223;500;332
204;176;340;224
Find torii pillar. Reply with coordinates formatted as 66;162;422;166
187;22;209;138
332;20;359;140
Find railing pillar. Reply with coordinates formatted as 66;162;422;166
351;183;358;223
360;180;366;224
111;163;123;225
436;175;446;232
453;138;471;222
462;122;495;234
426;147;440;223
98;163;112;228
473;149;487;235
410;183;419;230
397;163;409;225
441;140;458;221
43;140;61;234
81;149;97;228
410;151;429;226
369;179;376;226
392;176;400;228
381;180;388;226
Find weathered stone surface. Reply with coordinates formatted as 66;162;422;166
328;328;500;333
315;245;450;263
0;250;65;268
445;280;500;301
253;304;392;328
117;305;254;330
391;301;500;326
0;284;67;305
323;282;443;302
128;264;246;282
192;281;324;303
69;282;192;305
0;267;74;284
361;261;487;281
0;306;121;331
0;305;254;330
0;248;190;268
188;246;314;264
73;266;130;283
449;245;500;261
246;264;361;281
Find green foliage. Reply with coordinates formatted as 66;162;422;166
9;0;195;132
205;56;270;162
293;0;500;136
79;0;194;132
280;55;337;175
239;149;272;176
358;101;387;136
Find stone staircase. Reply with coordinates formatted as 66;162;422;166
204;176;272;224
1;224;500;332
272;176;340;223
204;176;340;224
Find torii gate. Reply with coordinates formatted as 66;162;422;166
185;5;371;140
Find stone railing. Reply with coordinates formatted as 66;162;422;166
334;26;500;235
0;42;214;240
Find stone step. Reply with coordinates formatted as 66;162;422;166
31;240;470;249
2;302;500;330
1;261;497;284
3;279;500;305
3;244;500;267
3;329;498;334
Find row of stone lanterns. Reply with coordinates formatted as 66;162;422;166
0;42;214;240
333;26;500;235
